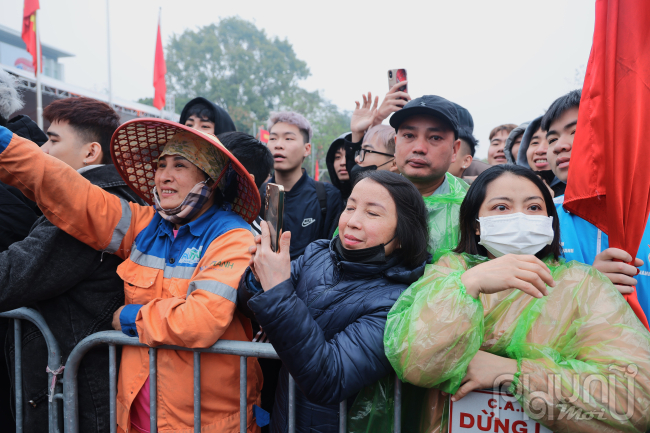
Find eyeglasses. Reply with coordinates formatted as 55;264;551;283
355;148;394;163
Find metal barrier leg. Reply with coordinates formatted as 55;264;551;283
339;400;347;433
194;352;201;432
240;356;247;433
109;345;117;433
394;374;402;433
149;348;157;433
14;319;22;433
288;375;295;433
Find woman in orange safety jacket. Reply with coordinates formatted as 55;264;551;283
0;119;263;433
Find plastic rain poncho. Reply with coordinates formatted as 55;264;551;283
382;252;650;433
422;173;469;256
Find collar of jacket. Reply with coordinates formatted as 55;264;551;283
156;201;225;238
270;168;309;197
326;238;427;285
80;164;128;189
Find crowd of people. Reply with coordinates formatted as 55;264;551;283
0;65;649;433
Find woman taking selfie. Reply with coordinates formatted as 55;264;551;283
0;121;263;432
384;164;650;433
239;170;429;433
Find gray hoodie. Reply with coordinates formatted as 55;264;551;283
504;122;529;164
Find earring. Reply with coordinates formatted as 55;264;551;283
83;161;88;166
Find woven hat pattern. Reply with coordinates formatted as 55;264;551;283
111;119;260;224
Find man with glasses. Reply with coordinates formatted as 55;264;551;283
351;125;398;180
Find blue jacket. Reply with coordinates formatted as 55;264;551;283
555;195;650;316
261;170;343;260
240;239;427;433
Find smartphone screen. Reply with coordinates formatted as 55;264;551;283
388;69;408;93
265;183;285;252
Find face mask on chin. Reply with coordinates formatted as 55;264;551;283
349;159;394;184
477;212;554;258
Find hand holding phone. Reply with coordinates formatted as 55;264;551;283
264;183;285;252
375;69;411;124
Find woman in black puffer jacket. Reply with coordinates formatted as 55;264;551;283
238;170;430;433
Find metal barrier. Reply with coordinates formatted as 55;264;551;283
62;330;403;433
0;307;63;433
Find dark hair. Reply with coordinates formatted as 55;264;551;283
218;131;273;189
489;124;517;141
186;103;215;124
43;97;120;164
453;164;562;260
353;170;429;267
541;89;582;132
458;127;478;157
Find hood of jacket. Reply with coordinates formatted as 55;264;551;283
517;116;563;188
504;121;529;164
6;115;48;146
179;97;236;135
326;132;354;198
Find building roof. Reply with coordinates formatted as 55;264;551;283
0;23;74;59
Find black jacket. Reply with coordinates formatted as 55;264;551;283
0;114;46;252
1;164;145;433
239;239;427;433
179;97;237;134
260;170;343;260
325;133;361;200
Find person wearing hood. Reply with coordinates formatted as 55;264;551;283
239;170;429;433
0;97;146;433
179;96;236;135
503;121;528;165
515;116;566;197
447;103;489;184
325;132;353;199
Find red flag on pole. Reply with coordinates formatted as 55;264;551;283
314;160;320;181
153;10;166;110
259;129;270;144
22;0;41;76
564;0;650;329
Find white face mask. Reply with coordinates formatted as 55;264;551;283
477;213;554;258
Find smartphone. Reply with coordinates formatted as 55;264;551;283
388;69;408;93
264;183;285;252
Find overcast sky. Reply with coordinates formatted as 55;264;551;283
1;0;594;159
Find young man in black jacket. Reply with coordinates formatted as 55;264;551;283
0;97;145;433
263;111;343;259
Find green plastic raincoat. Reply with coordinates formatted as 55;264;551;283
382;252;650;433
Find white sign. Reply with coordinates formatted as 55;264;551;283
449;389;552;433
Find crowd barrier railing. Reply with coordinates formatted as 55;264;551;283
62;330;403;433
0;307;63;433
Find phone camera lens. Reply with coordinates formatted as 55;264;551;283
388;71;393;78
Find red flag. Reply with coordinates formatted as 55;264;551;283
259;129;270;144
22;0;41;76
564;0;650;329
153;12;166;110
315;160;320;181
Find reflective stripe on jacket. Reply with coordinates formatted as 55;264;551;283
0;128;262;433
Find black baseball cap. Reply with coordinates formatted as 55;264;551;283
453;102;474;132
389;95;460;138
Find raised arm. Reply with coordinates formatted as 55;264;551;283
0;127;152;259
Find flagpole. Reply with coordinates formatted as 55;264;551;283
158;7;163;119
106;0;113;105
35;9;43;129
